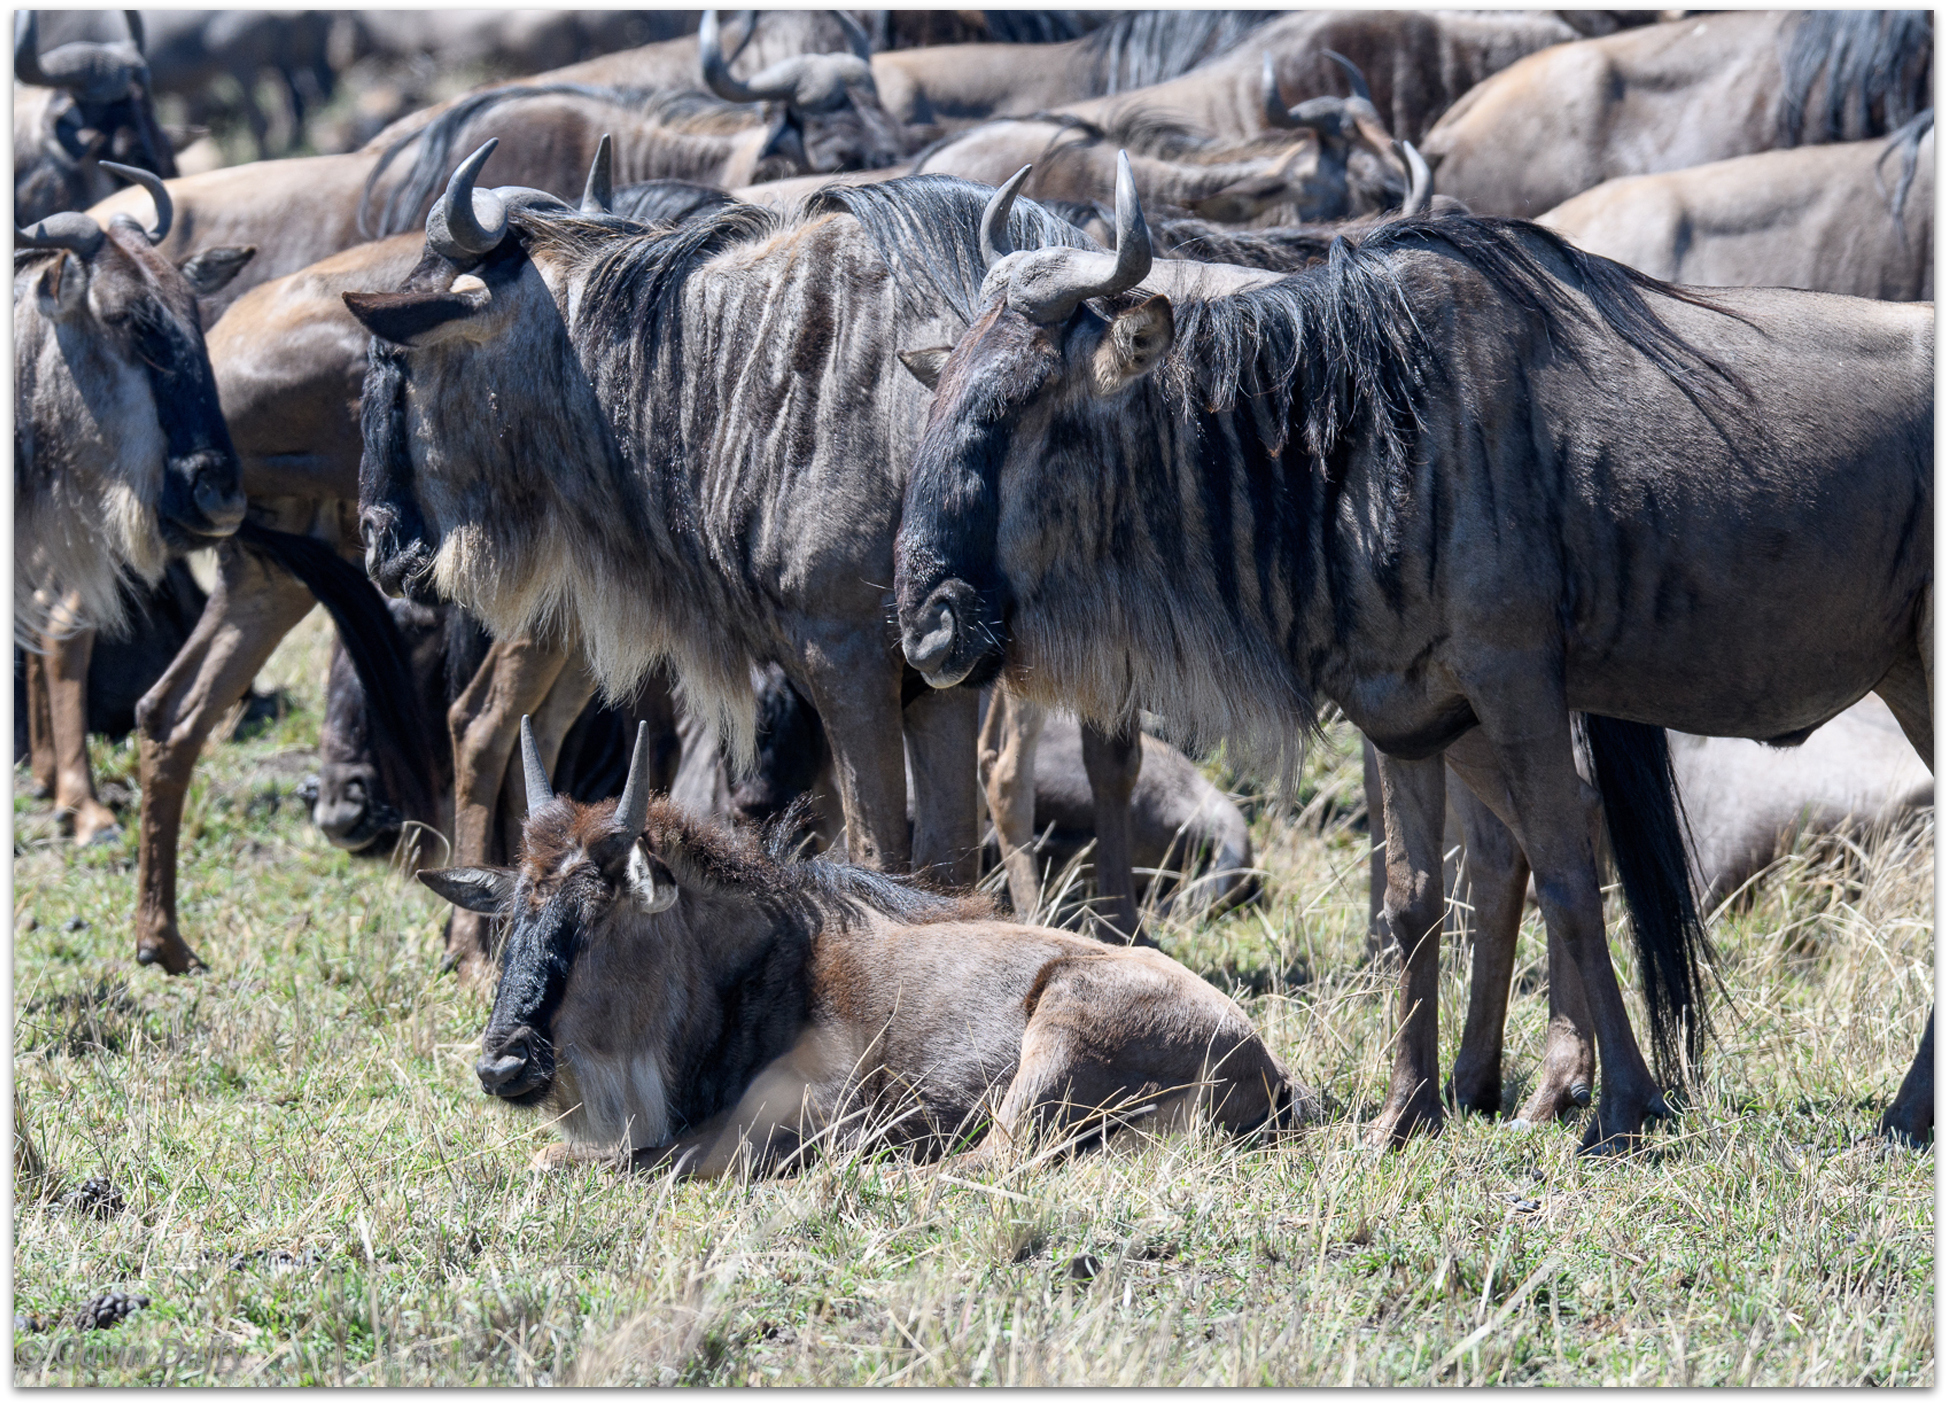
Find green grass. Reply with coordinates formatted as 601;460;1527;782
12;610;1934;1384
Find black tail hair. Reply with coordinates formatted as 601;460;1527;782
236;521;435;824
1581;714;1715;1086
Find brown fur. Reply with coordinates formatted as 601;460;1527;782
441;796;1296;1178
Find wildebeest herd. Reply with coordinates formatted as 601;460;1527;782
13;9;1935;1178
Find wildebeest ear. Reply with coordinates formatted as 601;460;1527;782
418;865;515;914
897;346;951;392
1092;295;1174;395
342;283;491;348
177;245;256;296
35;253;90;322
624;844;679;915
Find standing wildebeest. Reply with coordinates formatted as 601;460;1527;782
124;176;738;974
1423;9;1934;218
343;152;1113;911
421;722;1298;1175
138;9;338;161
891;163;1932;1152
1538;110;1934;300
14;11;175;226
14;168;250;646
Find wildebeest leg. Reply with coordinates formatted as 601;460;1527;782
133;544;317;973
1370;751;1449;1146
1462;695;1669;1153
904;683;980;885
797;637;910;872
1081;719;1145;943
24;648;57;797
1362;737;1389;958
445;631;571;981
1441;738;1599;1126
41;621;121;846
1445;781;1528;1117
1879;1007;1934;1145
980;688;1045;917
1871;599;1932;1142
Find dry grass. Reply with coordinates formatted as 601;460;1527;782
10;610;1934;1384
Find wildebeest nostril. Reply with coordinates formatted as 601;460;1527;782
902;598;959;673
476;1052;528;1095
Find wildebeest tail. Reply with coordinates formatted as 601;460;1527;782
1581;714;1715;1087
236;521;436;824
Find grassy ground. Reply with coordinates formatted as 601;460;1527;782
11;609;1934;1385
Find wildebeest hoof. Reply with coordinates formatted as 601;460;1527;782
1366;1086;1444;1149
136;934;206;975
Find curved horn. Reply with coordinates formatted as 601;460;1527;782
980;165;1031;269
699;9;759;103
1103;150;1153;295
1394;139;1431;216
14;210;104;260
614;721;655;840
831;8;874;62
98;161;170;244
1261;53;1298;129
1322;49;1373;105
521;715;552;818
581;133;613;214
1005;150;1151;325
14;10;48;87
427;139;508;261
123;10;143;52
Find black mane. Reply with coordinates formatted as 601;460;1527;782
1165;214;1750;482
1876;106;1935;221
1778;10;1932;146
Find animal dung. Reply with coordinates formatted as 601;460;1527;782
74;1290;149;1331
60;1176;125;1219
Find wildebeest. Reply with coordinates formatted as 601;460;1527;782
124;176;739;975
311;596;676;859
14;167;251;645
14;10;175;226
421;722;1299;1175
907;55;1413;225
1538;110;1934;299
348;152;1120;908
137;9;338;161
1050;9;1588;146
1423;10;1934;217
891;163;1932;1152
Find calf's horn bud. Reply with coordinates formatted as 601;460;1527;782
521;715;552;818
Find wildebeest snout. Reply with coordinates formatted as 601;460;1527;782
311;764;399;853
358;503;441;603
161;449;246;539
900;577;990;688
477;1026;550;1100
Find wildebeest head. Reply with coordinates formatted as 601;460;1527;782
894;156;1165;691
14;11;176;225
1184;52;1412;224
698;9;905;177
14;168;253;639
343;137;613;610
422;719;677;1124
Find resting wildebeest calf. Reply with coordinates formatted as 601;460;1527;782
892;163;1932;1153
421;721;1299;1176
